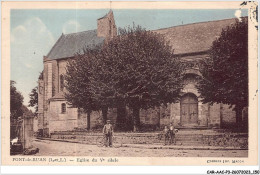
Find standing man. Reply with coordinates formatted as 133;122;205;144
169;123;175;145
103;120;113;147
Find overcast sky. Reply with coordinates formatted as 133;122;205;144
10;9;248;110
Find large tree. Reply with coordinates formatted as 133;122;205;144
197;18;248;127
65;26;184;131
97;26;184;131
65;47;104;130
10;80;24;121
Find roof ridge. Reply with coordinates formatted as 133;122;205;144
64;29;97;36
154;16;247;32
46;29;105;60
46;33;64;58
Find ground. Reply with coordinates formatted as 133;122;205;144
32;139;248;157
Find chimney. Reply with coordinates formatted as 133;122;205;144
97;10;117;38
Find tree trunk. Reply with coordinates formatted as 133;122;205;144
157;106;161;130
87;112;91;130
116;104;126;131
242;106;248;132
235;107;243;129
133;106;140;132
102;106;108;125
220;103;223;128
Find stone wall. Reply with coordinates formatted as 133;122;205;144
46;62;53;99
140;107;160;126
50;131;248;148
97;10;117;38
222;104;236;124
169;103;181;127
52;60;59;96
97;18;110;38
58;59;67;93
204;133;248;148
42;61;53;135
46;101;236;133
209;103;221;127
198;102;209;126
37;79;44;130
48;100;78;133
77;110;103;129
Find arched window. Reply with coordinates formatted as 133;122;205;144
61;103;66;113
60;74;64;91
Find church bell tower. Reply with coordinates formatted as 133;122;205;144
97;10;117;39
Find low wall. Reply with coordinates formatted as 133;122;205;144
203;133;248;148
49;131;248;148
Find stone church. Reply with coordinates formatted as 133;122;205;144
37;10;237;135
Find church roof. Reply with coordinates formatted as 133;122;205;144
47;17;242;60
154;18;239;55
47;30;105;59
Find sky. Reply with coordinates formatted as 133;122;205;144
10;9;248;110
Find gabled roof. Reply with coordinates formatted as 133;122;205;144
46;16;244;60
154;18;240;55
47;30;105;59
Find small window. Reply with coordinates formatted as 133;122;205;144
61;103;66;113
60;74;64;91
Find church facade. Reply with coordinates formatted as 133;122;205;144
37;11;237;135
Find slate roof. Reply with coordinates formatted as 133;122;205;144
47;17;242;59
47;30;105;59
154;18;239;55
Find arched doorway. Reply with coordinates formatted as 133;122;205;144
180;93;198;126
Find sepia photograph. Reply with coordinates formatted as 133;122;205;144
1;1;258;167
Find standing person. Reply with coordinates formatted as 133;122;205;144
169;123;175;145
163;125;170;145
16;116;23;142
103;120;113;147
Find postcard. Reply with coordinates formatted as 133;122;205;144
1;1;258;166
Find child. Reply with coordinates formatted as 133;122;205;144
169;123;176;145
163;125;170;145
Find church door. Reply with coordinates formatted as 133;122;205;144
180;93;198;126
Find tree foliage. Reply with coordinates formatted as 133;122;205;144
65;25;184;131
10;80;24;121
28;72;43;115
197;18;248;125
28;86;38;114
99;26;184;130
